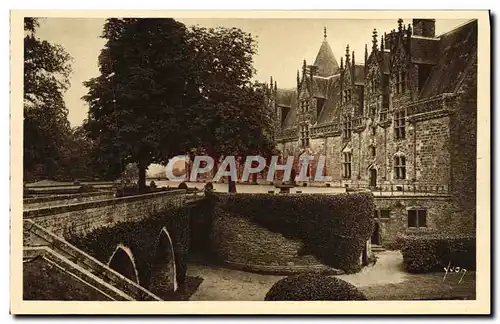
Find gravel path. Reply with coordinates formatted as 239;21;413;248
187;251;407;301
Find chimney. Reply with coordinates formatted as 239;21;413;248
412;19;436;38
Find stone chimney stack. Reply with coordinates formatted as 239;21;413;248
412;18;436;38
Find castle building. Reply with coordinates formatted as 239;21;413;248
271;19;477;246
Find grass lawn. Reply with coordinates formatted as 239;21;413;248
361;272;475;300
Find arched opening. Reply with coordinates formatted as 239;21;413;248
149;227;178;298
108;244;139;284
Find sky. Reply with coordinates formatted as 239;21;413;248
34;17;469;128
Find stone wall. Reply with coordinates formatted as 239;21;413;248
23;190;186;238
23;191;114;210
211;213;342;275
373;195;454;248
449;55;477;232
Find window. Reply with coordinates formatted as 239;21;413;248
371;126;376;136
300;124;310;147
374;209;391;219
342;152;352;178
343;117;352;139
394;110;406;139
301;100;309;113
408;209;427;228
343;89;352;103
394;155;406;179
371;146;376;157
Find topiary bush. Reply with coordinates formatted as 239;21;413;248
264;274;367;301
398;234;476;273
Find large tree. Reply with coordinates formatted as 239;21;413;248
24;17;73;180
83;18;197;189
187;26;276;191
84;19;276;191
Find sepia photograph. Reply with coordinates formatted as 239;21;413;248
10;10;490;315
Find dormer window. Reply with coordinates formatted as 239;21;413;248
396;71;408;94
300;124;310;147
342;116;352;139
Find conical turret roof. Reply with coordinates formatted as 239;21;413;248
313;35;339;77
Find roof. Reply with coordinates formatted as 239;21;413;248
411;36;440;64
311;76;330;98
354;64;365;85
275;88;296;107
313;39;340;77
316;75;341;125
381;51;391;74
276;88;298;128
419;19;477;99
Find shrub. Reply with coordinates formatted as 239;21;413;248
398;234;476;273
264;274;367;301
213;192;374;273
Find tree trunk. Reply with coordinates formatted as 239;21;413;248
228;179;237;193
138;162;147;193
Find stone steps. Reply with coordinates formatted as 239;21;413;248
371;244;387;253
24;219;162;301
24;246;135;301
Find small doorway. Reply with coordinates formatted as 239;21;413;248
371;221;380;245
369;168;377;189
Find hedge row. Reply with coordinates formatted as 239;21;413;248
265;274;367;301
398;234;476;273
212;192;375;273
65;207;190;296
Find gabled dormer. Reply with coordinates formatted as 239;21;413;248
389;19;412;102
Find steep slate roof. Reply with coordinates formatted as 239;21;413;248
354;64;365;85
419;19;477;99
313;39;340;77
276;88;296;107
276;88;298;128
381;50;391;74
311;76;330;98
316;75;341;125
411;36;440;64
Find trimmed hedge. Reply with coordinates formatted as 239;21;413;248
398;234;476;273
213;192;375;273
264;274;367;301
65;207;190;295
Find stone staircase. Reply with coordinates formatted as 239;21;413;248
371;244;387;253
23;219;162;301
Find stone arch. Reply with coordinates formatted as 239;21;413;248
149;227;178;297
108;244;139;284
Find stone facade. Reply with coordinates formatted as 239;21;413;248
272;18;477;244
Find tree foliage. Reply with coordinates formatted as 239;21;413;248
24;17;73;180
83;19;276;189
